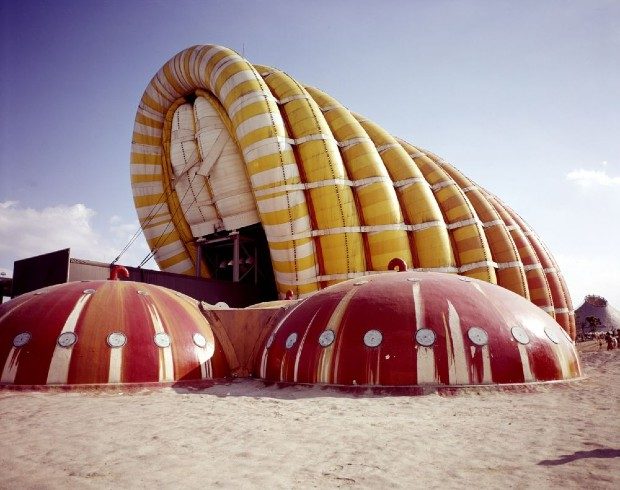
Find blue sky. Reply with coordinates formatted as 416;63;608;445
1;0;619;306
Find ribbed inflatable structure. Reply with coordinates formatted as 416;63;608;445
0;281;230;386
130;44;575;338
254;271;581;387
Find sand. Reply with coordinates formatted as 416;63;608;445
1;344;618;489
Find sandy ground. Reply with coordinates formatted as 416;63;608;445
1;343;618;489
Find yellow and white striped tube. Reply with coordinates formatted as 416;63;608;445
130;45;575;337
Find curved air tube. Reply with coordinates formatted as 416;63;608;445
130;45;575;338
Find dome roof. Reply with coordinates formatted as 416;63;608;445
130;45;575;339
254;271;581;387
575;295;620;333
0;281;230;386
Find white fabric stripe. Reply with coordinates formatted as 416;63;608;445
235;113;279;140
131;144;162;156
430;180;455;191
274;267;319;285
316;272;368;282
146;302;175;382
243;137;292;162
554;308;570;314
393;177;428;188
0;347;19;383
257;190;306;214
260;70;274;77
482;219;504;228
407;151;426;159
255;175;392;199
496;261;522;270
461;186;477;193
543;267;557;274
154;241;186;262
415;266;459;273
459;260;498;273
46;293;92;384
209;54;239;89
263;215;312;239
251;162;299;188
165;258;193;274
218;70;257;102
377;143;400;153
446;218;479;230
270;241;315;262
132;181;164;195
319;104;340;112
265;221;446;243
108;348;123;384
143;222;173;241
294;133;332;145
338;136;372;149
136;105;165;122
136;204;170;220
505;225;519;231
228;91;278;119
540;306;555;314
523;263;543;272
134;123;162;137
278;94;310;104
130;164;162;175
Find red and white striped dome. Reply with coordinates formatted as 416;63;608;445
254;271;581;388
0;281;230;386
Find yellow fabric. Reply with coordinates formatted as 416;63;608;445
129;44;574;339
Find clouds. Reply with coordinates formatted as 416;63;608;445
566;165;620;188
0;201;156;274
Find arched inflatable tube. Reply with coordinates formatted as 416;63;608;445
130;45;575;338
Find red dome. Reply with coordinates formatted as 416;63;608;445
0;281;230;386
254;271;581;387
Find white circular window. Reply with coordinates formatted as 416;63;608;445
106;332;127;348
415;328;436;347
83;288;96;294
193;333;207;348
57;332;78;348
544;327;560;344
285;332;298;349
13;332;31;348
511;326;530;345
467;327;489;346
363;329;383;348
215;301;229;308
318;329;335;347
154;333;171;348
266;333;276;349
458;276;472;282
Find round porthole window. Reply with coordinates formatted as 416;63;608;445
544;327;560;344
154;332;171;348
285;333;298;349
193;333;207;348
363;329;383;347
83;288;96;294
215;301;229;308
57;332;78;348
106;332;127;348
415;328;436;347
467;327;489;346
13;332;31;348
511;326;530;345
318;329;335;347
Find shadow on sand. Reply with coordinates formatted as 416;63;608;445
538;448;620;466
